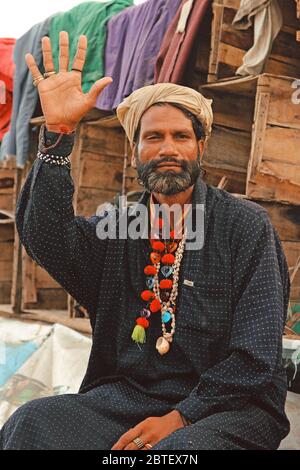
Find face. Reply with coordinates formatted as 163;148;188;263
132;104;205;196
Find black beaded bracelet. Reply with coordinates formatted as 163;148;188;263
37;150;71;167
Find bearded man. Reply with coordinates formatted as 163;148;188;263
0;32;290;450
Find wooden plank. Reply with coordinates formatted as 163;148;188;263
204;124;251;173
0;282;12;304
203;89;254;131
82;126;125;158
24;288;68;310
282;241;300;301
0;304;92;335
22;250;37;304
0;222;14;242
11;167;24;313
35;265;61;289
76;187;117;217
260;160;300;185
0;242;13;261
208;2;224;81
263;126;300;164
0;260;13;281
247;173;300;205
253;201;300;242
247;91;270;183
79;152;124;192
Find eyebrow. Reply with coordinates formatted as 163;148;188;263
142;129;193;136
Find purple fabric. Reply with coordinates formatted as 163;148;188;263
96;0;182;111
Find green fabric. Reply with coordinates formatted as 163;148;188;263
50;1;133;93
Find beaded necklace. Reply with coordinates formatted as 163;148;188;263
131;201;187;355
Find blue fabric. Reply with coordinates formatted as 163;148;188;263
0;19;51;167
0;342;38;387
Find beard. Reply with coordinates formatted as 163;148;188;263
135;149;202;196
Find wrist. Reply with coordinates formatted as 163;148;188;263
166;410;186;430
39;124;75;157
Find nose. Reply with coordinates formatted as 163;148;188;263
158;137;179;157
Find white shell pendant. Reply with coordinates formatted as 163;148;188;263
156;336;170;355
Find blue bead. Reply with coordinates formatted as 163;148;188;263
146;277;155;288
161;266;173;278
162;311;171;323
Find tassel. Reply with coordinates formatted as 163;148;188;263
131;325;146;344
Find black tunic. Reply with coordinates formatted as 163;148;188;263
5;142;291;448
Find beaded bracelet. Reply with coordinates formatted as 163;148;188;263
37;150;71;167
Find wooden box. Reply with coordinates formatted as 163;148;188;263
194;0;300;84
201;73;300;205
0;212;14;304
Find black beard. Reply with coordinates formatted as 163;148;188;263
135;152;201;195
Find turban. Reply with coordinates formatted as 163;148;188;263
116;83;213;146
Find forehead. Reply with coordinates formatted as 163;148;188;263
139;104;193;133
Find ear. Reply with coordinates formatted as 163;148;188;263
131;143;137;169
198;139;205;162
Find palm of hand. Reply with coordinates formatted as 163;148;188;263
25;32;112;133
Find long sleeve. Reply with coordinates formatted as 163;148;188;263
175;209;290;423
16;133;108;327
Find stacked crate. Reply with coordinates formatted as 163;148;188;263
197;0;300;302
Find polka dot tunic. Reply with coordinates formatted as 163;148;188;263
10;133;291;448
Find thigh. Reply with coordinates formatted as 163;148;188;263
0;388;126;449
0;380;173;450
153;406;286;450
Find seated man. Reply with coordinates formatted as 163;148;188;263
0;32;290;450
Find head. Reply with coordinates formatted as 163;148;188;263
131;102;205;195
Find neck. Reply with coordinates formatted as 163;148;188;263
152;185;194;208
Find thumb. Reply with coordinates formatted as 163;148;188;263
86;76;113;105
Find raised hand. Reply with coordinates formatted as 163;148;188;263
25;31;113;133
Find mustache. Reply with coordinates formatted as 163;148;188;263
144;157;189;171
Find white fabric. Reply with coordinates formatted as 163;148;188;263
232;0;283;76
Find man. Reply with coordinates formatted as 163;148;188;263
0;32;290;450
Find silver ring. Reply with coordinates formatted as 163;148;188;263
133;437;144;449
44;71;56;78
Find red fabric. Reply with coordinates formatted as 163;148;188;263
155;0;211;84
0;38;16;141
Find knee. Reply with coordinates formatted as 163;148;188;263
0;395;69;449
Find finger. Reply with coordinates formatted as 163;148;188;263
59;31;69;72
42;36;55;73
111;428;137;450
86;76;113;105
71;35;87;72
25;53;43;80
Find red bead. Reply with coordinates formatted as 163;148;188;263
149;299;161;313
159;279;173;290
170;230;175;239
141;290;155;301
152;241;165;252
161;253;175;265
136;317;149;329
144;265;157;276
150;252;161;264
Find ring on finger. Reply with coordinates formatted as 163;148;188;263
33;75;45;87
145;443;153;450
44;71;56;78
133;437;144;450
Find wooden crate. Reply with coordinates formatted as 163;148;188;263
201;73;300;205
297;0;300;41
0;212;14;304
0;159;16;212
196;0;300;83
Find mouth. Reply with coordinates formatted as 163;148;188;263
156;163;182;170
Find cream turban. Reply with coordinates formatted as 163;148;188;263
116;83;213;146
